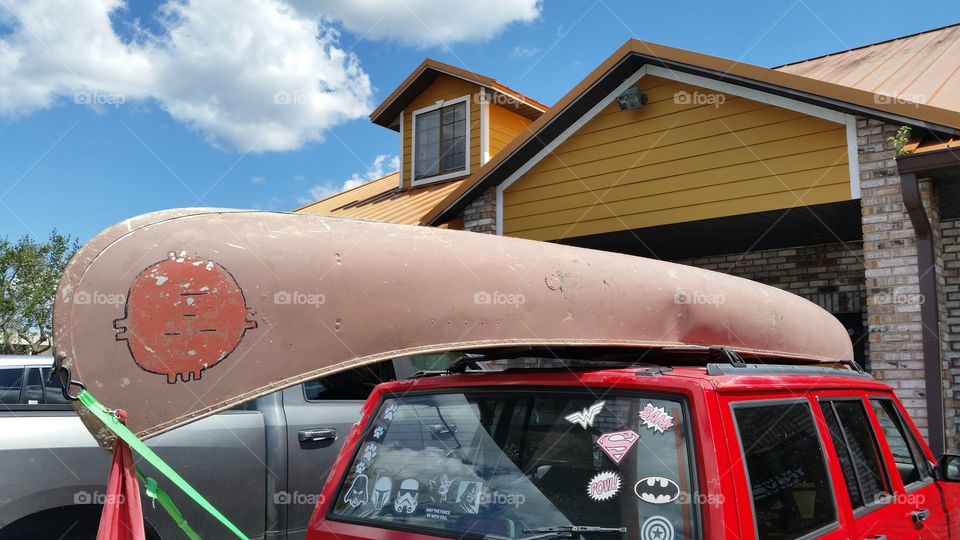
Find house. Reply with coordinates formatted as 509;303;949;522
296;24;960;453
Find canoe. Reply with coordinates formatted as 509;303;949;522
53;209;852;447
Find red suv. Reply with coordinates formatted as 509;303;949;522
306;349;960;540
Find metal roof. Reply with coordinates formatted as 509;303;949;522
295;172;467;226
776;23;960;115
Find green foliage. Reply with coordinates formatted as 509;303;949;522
0;231;79;355
887;125;913;156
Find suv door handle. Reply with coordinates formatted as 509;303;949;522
911;508;931;525
298;428;337;443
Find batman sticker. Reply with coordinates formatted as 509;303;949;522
634;476;680;504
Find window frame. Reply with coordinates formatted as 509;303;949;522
326;386;702;540
816;396;892;517
410;95;471;186
0;365;74;412
867;397;934;493
730;397;841;540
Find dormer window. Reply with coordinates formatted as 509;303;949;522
412;96;469;184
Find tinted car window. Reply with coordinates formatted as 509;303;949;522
304;363;396;401
820;400;890;509
734;401;835;539
333;392;695;540
20;367;43;404
870;399;930;486
0;367;24;405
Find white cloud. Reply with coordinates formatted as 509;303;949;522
0;0;543;152
299;153;398;204
284;0;542;47
0;0;372;152
251;176;266;184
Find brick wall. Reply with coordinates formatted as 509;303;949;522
940;218;960;448
674;242;868;364
462;187;496;233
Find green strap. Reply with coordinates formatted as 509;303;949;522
136;469;202;540
77;389;249;540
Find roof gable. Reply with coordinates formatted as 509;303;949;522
422;37;960;226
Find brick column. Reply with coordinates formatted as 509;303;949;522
859;117;953;447
860;118;927;431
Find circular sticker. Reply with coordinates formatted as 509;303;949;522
640;515;674;540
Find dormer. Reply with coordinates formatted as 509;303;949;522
369;59;546;190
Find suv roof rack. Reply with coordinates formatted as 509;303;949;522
705;363;873;379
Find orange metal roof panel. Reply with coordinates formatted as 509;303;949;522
776;24;960;114
295;172;466;225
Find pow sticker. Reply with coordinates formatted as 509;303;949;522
564;401;605;429
596;430;640;464
639;402;674;433
586;471;622;501
114;252;257;384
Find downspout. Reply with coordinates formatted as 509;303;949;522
900;172;945;456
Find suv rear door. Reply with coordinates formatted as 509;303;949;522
812;391;912;539
724;395;852;539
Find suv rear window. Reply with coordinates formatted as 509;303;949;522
733;400;836;539
331;390;695;539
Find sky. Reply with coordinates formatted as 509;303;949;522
0;0;958;242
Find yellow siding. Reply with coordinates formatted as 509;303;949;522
401;75;481;189
502;76;851;241
489;104;533;157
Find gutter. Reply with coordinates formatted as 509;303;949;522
899;172;945;456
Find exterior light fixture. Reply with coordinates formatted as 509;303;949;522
616;87;647;110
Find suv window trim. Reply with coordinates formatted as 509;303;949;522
868;397;934;493
816;396;892;518
729;397;841;540
326;386;703;540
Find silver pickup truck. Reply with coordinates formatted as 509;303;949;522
0;355;421;539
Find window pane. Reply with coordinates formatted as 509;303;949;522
734;402;835;539
415;109;440;179
832;401;890;505
870;399;928;485
820;403;862;508
20;368;43;405
820;400;891;510
304;362;397;401
0;368;24;405
333;392;695;539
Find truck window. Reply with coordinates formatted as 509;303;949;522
733;400;836;540
303;362;396;401
0;367;24;405
20;368;43;405
870;399;931;486
40;367;71;406
819;400;891;509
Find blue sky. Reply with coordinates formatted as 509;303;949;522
1;0;957;242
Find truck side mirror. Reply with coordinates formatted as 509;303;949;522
938;453;960;482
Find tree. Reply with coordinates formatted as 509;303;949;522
0;231;79;355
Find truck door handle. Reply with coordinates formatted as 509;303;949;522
298;428;337;443
911;508;931;525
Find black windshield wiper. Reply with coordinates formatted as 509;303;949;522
520;525;627;539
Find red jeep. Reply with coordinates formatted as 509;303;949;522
306;349;960;540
